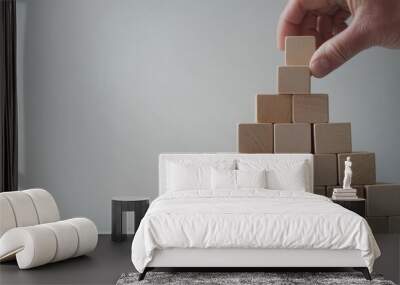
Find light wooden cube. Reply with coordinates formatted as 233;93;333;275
367;217;389;233
365;184;400;217
338;152;376;186
238;123;273;153
389;216;400;233
285;36;316;66
314;186;327;196
256;94;292;123
352;185;366;198
314;154;337;186
277;66;310;94
326;186;335;198
313;123;352;154
292;94;329;123
274;123;311;153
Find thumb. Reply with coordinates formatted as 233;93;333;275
310;23;371;78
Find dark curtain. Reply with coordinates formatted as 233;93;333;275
0;0;18;192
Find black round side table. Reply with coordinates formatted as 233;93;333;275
111;196;149;242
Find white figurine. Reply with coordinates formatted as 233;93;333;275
343;156;352;189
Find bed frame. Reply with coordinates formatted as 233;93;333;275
141;248;370;280
138;153;372;281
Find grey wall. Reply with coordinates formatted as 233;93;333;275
17;0;400;233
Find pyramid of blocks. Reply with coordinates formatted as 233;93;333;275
237;36;376;198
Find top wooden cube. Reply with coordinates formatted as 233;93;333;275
285;36;316;66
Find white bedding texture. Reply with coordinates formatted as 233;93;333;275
131;189;380;273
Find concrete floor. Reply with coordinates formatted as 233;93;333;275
0;235;133;285
1;234;399;285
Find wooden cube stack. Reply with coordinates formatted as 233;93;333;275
235;36;400;232
237;36;377;197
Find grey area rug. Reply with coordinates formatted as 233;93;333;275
116;272;396;285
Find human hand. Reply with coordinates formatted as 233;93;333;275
277;0;400;77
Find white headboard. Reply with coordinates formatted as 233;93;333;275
159;153;314;195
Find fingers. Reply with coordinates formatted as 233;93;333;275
310;22;371;77
332;9;350;35
277;0;304;50
278;0;369;78
317;15;334;43
277;0;340;49
300;13;322;46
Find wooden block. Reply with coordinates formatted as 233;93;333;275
314;154;337;186
338;152;376;186
326;186;335;198
238;123;273;153
285;36;316;66
313;186;327;196
389;216;400;233
256;94;292;123
274;123;311;153
292;94;329;123
277;66;310;94
365;184;400;217
352;185;366;198
313;123;352;154
367;217;389;233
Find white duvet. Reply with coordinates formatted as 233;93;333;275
131;189;380;273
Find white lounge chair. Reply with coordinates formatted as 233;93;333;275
0;189;97;269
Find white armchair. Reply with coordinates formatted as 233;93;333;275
0;189;98;269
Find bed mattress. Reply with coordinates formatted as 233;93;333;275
131;189;380;273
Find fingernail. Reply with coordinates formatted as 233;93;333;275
311;57;331;78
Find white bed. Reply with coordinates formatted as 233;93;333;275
131;153;380;280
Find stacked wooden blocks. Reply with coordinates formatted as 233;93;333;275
237;35;377;198
365;184;400;233
236;35;400;233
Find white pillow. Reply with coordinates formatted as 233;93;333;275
267;162;308;191
167;160;235;191
237;159;309;191
211;168;236;190
211;169;267;190
237;169;267;188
